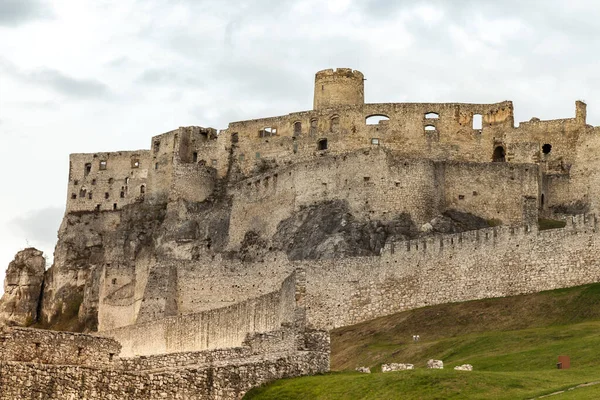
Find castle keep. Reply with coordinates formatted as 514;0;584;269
2;68;600;399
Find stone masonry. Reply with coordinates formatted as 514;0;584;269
3;68;600;398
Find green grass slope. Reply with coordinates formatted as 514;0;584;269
245;283;600;399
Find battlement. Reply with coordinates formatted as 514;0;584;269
382;214;597;257
314;68;364;80
314;68;365;110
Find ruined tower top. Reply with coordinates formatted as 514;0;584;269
313;68;364;110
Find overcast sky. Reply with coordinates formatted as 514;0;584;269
2;0;600;294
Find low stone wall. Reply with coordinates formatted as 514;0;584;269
118;328;298;371
0;326;121;367
0;350;328;400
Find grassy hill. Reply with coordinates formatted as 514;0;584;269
245;283;600;399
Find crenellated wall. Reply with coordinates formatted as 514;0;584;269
302;214;600;329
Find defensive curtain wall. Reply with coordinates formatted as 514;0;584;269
98;210;600;334
0;270;329;400
101;269;299;356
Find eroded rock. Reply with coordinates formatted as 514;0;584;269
355;366;371;373
0;248;46;326
427;359;444;369
382;363;414;372
454;364;473;371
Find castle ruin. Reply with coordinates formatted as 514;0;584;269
2;68;600;399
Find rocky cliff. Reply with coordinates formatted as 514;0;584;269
0;248;45;326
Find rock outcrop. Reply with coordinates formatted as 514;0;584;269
0;248;45;327
427;359;444;369
382;363;414;372
454;364;473;371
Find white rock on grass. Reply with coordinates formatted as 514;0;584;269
381;363;414;372
454;364;473;371
427;359;444;369
355;367;371;374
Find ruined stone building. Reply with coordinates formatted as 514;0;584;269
2;68;600;399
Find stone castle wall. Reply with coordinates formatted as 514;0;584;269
302;215;600;329
0;350;328;400
100;270;299;356
67;150;150;213
0;272;330;400
227;150;538;250
0;326;121;366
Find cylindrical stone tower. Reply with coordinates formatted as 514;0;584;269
313;68;364;110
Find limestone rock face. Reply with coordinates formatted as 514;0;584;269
0;248;46;326
427;359;444;369
382;363;414;372
355;366;371;373
454;364;473;371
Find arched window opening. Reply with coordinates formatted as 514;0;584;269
541;193;545;207
365;115;390;125
424;125;436;131
84;163;92;176
140;185;146;194
330;115;340;132
231;132;239;143
317;138;328;151
309;118;318;135
294;121;302;136
425;112;439;119
493;146;506;162
473;114;483;129
79;188;87;198
542;143;552;154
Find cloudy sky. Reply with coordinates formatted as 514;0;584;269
1;0;600;293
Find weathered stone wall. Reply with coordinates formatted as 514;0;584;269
67;150;150;213
0;327;121;366
440;161;539;224
313;68;365;110
227;150;538;252
174;256;294;315
0;350;328;400
302;215;600;329
225;100;516;179
100;270;298;356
